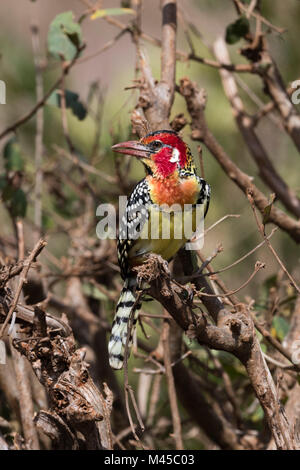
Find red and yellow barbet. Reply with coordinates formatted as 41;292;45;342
109;130;211;369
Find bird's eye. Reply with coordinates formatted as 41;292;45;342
151;140;163;149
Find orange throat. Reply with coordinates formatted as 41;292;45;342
147;174;199;207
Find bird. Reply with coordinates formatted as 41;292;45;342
108;130;211;369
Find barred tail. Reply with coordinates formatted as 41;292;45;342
108;277;140;370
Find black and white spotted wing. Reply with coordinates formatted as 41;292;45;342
195;176;211;217
117;178;152;279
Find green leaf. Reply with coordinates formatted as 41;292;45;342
10;188;27;218
47;89;87;120
0;174;7;191
3;137;24;172
263;193;276;225
225;15;250;44
48;11;82;61
272;316;290;342
90;8;136;20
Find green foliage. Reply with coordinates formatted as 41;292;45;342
1;182;27;218
9;188;27;218
48;11;82;61
1;138;27;218
3;137;24;172
272;316;290;341
225;15;250;44
47;89;87;120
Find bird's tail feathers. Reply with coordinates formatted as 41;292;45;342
108;277;140;369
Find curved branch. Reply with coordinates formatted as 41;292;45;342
213;37;300;219
179;77;300;243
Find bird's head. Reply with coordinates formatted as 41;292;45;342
112;130;193;178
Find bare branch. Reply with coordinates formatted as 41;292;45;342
162;319;183;450
179;77;300;243
0;239;47;339
213;37;300;219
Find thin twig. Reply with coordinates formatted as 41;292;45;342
203;227;277;277
213;37;300;219
0;45;85;141
251;313;300;371
147;374;162;426
234;0;286;34
248;190;300;295
162;319;184;450
179;77;300;243
53;145;116;184
263;352;298;371
30;11;44;243
0;239;47;338
196;261;265;299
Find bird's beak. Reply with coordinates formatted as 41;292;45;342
111;140;151;159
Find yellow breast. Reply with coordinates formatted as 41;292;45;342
128;202;202;266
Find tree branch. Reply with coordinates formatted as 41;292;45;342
135;253;298;449
213;37;300;219
179;77;300;244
